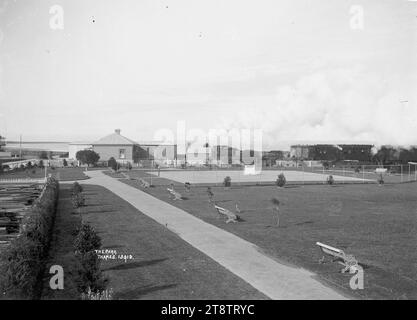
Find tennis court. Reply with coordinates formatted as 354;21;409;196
147;170;372;184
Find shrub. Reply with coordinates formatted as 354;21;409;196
72;193;85;209
74;224;101;255
74;224;106;294
108;157;118;171
276;173;286;187
76;251;107;294
185;182;191;192
0;178;59;299
223;176;231;188
76;150;100;167
327;175;335;185
72;182;83;195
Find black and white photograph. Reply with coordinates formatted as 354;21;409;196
0;0;416;309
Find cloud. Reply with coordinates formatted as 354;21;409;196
219;67;417;149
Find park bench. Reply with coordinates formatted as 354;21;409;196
167;187;182;201
214;204;240;223
120;172;130;179
316;242;359;273
138;178;150;188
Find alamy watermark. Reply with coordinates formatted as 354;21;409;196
349;265;364;290
152;120;263;167
349;5;364;30
49;264;64;290
49;5;64;30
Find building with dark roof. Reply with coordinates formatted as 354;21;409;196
290;144;374;162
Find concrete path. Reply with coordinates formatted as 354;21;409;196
79;170;348;300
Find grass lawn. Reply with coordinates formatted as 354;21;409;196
120;171;417;300
78;184;267;300
0;167;88;181
41;185;82;299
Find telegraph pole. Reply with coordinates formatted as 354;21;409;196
19;134;22;160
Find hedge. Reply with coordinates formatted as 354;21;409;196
0;177;59;299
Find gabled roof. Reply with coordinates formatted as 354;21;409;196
93;131;138;146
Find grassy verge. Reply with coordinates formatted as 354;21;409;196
119;176;417;300
41;185;82;299
78;184;267;300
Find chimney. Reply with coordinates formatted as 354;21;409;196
115;129;121;135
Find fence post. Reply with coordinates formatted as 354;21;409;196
401;164;403;183
302;165;305;186
362;165;364;183
409;164;411;182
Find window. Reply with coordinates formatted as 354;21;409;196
119;149;126;159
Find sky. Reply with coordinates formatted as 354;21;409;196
0;0;416;150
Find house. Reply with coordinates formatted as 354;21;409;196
290;144;373;162
92;129;142;165
0;135;13;165
210;145;241;166
136;141;177;166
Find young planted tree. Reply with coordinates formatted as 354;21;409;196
63;159;68;167
74;223;107;294
271;198;281;227
72;193;85;208
378;173;384;185
276;173;286;187
223;176;232;188
327;175;335;185
207;187;214;203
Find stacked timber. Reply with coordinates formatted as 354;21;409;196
0;183;44;246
